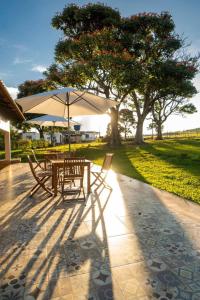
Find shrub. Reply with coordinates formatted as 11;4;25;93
31;139;49;149
17;139;32;150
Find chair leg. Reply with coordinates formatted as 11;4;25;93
30;182;39;194
31;176;53;196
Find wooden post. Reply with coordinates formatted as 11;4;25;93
4;131;11;161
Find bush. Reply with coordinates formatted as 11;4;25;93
17;139;32;150
31;139;49;149
0;133;4;150
15;139;49;150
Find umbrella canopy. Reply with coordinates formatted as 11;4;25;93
16;87;118;151
26;115;79;128
16;87;117;117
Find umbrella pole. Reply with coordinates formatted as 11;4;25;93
66;93;71;153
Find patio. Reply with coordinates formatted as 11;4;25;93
0;163;200;300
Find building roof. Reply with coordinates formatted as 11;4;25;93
0;81;24;122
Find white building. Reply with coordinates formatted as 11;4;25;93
22;130;99;145
22;131;64;145
44;132;64;144
81;131;99;142
22;132;40;140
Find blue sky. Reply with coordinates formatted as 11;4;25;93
0;0;200;134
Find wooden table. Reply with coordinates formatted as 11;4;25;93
51;159;91;196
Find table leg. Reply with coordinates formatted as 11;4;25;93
87;164;91;194
52;165;58;196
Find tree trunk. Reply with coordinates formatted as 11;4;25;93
38;127;44;139
110;107;121;147
124;126;127;141
135;118;144;144
156;122;163;140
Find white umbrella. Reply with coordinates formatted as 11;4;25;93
16;87;118;150
26;115;79;128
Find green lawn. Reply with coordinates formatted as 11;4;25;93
1;139;200;204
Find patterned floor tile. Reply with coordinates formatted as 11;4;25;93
1;164;200;299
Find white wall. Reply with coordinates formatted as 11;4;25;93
22;132;40;140
0;117;10;132
43;132;63;144
81;133;97;141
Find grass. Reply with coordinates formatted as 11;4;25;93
1;138;200;204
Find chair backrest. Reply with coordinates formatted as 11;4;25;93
101;153;114;171
27;155;39;181
63;158;85;178
31;149;38;163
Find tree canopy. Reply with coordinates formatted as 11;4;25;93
45;4;199;145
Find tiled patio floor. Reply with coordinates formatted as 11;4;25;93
0;163;200;299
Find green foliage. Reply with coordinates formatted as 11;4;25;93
14;139;49;150
179;103;197;114
17;79;51;98
17;139;32;150
0;132;4;150
31;139;49;149
52;3;120;37
119;108;135;138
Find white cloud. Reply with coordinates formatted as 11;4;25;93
31;65;47;73
6;86;18;100
13;57;32;64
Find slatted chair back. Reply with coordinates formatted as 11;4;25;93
63;158;85;178
101;153;114;171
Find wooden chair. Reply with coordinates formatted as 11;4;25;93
27;155;53;196
91;153;114;189
60;158;85;200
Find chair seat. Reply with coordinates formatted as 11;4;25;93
62;186;81;194
37;170;52;177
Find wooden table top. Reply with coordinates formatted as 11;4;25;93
50;159;91;165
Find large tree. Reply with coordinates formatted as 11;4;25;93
45;3;133;147
119;12;198;144
46;5;198;146
152;98;197;140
